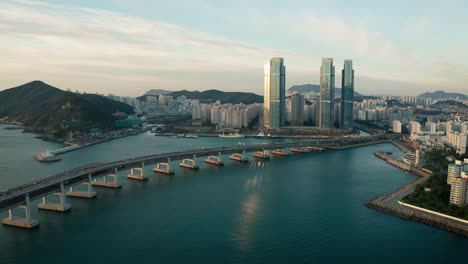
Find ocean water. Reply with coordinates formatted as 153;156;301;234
0;124;466;263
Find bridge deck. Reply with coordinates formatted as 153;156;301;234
0;136;397;212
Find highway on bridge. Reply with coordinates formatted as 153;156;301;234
0;134;396;214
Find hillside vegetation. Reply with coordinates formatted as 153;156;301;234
0;81;134;134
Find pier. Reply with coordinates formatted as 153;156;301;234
272;148;289;156
205;153;223;165
0;134;400;229
253;150;270;159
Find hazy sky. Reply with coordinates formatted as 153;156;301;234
1;0;467;96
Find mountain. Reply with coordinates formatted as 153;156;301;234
0;81;134;134
141;89;263;104
144;89;172;96
430;100;468;110
288;84;363;97
417;91;467;100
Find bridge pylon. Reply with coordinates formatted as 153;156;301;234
93;168;122;188
2;193;39;229
38;182;71;212
67;173;97;198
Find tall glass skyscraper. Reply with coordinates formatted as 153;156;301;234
263;57;286;129
341;60;354;129
319;58;335;129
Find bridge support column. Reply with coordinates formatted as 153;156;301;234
205;152;224;165
67;174;97;198
128;167;147;181
93;168;122;188
153;162;174;174
2;193;40;229
38;182;71;212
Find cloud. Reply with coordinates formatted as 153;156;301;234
0;0;290;95
0;0;466;96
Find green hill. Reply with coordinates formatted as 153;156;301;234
418;91;467;100
0;81;134;134
288;84;363;97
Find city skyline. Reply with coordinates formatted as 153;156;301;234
1;0;468;97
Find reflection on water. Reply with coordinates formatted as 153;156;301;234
231;192;261;252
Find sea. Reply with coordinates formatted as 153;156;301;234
0;124;467;263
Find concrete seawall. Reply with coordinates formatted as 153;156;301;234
366;198;468;238
368;150;468;237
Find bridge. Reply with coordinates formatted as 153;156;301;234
0;134;399;229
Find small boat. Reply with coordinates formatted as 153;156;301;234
185;134;199;139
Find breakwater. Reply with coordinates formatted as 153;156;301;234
366;197;468;237
374;151;411;171
369;151;468;237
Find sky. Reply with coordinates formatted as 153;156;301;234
0;0;467;97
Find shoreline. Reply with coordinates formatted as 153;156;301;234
368;150;468;238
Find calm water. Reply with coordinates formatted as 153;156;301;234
0;124;467;263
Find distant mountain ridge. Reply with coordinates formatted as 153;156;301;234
288;84;363;97
417;90;467;100
144;89;172;96
0;81;134;135
140;89;263;104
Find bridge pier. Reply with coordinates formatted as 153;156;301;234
206;152;224;165
253;150;270;159
272;148;289;156
38;182;71;212
180;155;199;169
2;193;39;229
153;162;174;174
93;168;122;188
290;147;309;153
230;150;248;162
128;167;147;181
67;173;97;198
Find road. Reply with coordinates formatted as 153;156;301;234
0;134;398;213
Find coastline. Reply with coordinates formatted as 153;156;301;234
367;150;468;238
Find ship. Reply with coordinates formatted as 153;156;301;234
34;150;61;163
185;134;199;139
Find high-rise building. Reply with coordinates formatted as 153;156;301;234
264;57;286;129
448;159;468;207
290;93;304;126
319;58;335;129
392;120;402;133
341;60;354;129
